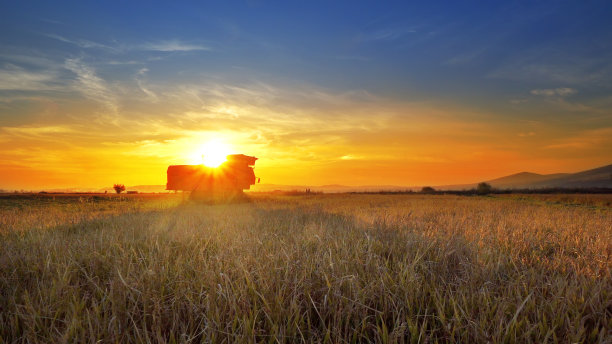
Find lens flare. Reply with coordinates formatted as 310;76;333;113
200;139;231;167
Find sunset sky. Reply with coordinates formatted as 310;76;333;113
1;1;611;190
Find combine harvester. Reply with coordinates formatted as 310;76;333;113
166;154;259;202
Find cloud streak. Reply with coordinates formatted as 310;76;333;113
134;68;158;101
530;88;577;97
140;40;211;52
64;58;117;112
45;33;210;54
358;27;417;42
44;33;117;52
0;64;58;91
544;127;612;150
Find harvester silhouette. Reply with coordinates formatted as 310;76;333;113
166;154;258;201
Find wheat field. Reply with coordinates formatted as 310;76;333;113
0;193;610;343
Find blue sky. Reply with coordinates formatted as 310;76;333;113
4;1;611;100
1;1;611;188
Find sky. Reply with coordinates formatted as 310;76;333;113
1;0;611;190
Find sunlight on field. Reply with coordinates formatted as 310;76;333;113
0;194;610;342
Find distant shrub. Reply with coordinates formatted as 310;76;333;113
476;182;493;194
421;186;436;193
113;184;126;194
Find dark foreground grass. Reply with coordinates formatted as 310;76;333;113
0;194;610;343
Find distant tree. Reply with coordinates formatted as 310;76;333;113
113;184;126;194
421;186;436;193
476;182;493;195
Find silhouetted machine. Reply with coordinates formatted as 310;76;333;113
166;154;258;200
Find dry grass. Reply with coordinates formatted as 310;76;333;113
0;193;610;343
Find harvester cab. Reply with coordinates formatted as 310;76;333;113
166;154;258;201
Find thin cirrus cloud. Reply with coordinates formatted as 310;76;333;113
544;127;612;150
135;68;158;101
140;40;211;52
44;33;210;53
357;27;417;42
0;64;58;91
488;59;609;84
530;88;577;97
64;58;117;113
44;33;117;52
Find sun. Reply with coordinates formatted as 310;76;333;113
199;139;232;167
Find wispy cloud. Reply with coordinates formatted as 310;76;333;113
45;34;210;54
2;125;74;137
488;54;612;84
141;40;211;52
64;58;117;112
357;27;417;42
339;154;364;160
530;88;577;97
134;68;158;101
544;127;612;150
0;64;58;91
44;33;117;52
40;18;64;25
444;48;487;65
106;60;141;65
0;53;59;69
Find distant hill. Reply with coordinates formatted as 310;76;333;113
527;164;612;188
486;172;570;189
436;163;612;190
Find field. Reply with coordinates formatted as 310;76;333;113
0;193;610;343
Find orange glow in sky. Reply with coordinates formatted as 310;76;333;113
1;2;611;191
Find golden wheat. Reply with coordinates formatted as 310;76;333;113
0;193;610;343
